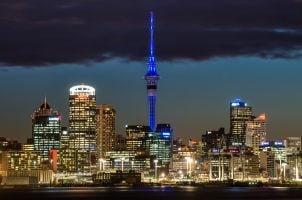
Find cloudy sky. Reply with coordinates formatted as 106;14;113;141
0;0;302;143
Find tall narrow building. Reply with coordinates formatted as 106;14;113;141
96;104;116;159
32;98;61;162
230;98;252;146
145;11;160;132
68;84;96;173
246;114;267;151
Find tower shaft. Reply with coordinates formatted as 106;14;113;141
145;11;159;132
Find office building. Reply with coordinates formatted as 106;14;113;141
230;98;252;146
201;128;226;154
68;84;97;173
125;125;151;151
96;104;116;159
259;141;286;179
246;114;267;152
31;99;61;162
145;124;172;169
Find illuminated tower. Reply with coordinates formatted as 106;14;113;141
145;11;160;132
68;84;96;173
32;98;61;162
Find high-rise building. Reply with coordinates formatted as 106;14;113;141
96;104;116;159
230;98;252;146
68;84;96;173
125;125;151;151
145;124;172;169
145;12;160;132
31;99;61;162
246;114;267;151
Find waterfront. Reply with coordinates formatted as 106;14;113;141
1;186;302;200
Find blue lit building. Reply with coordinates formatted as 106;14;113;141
145;12;160;132
145;124;173;169
32;98;61;162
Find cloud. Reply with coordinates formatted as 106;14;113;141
0;0;302;67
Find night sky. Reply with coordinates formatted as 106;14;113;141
0;0;302;143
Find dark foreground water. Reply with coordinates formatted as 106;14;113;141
1;186;302;200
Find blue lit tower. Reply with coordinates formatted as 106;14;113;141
145;11;160;132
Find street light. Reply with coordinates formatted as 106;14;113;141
278;155;282;180
282;163;287;180
185;157;193;177
99;158;105;171
50;159;53;170
154;159;158;181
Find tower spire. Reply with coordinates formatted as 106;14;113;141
150;11;154;58
44;96;47;109
146;11;158;75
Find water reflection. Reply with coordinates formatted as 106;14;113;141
1;186;301;200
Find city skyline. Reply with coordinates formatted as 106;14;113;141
1;1;302;143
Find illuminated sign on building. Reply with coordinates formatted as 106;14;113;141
261;141;270;146
162;132;171;138
49;117;60;121
274;141;283;146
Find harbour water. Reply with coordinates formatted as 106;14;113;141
1;186;301;200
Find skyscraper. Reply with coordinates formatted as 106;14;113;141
32;98;61;162
246;114;267;151
68;84;96;173
230;98;252;146
145;12;160;132
96;104;116;159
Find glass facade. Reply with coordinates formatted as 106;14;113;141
230;99;252;146
125;125;151;151
68;85;96;173
145;124;173;169
32;100;61;162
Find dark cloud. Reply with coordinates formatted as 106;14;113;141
0;0;302;66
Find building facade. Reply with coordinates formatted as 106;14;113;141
68;84;97;173
96;104;116;160
145;124;173;169
125;125;151;151
31;99;61;162
230;99;252;146
246;114;267;152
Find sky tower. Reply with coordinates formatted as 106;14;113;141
145;11;160;132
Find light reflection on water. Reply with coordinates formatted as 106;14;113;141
2;186;302;200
